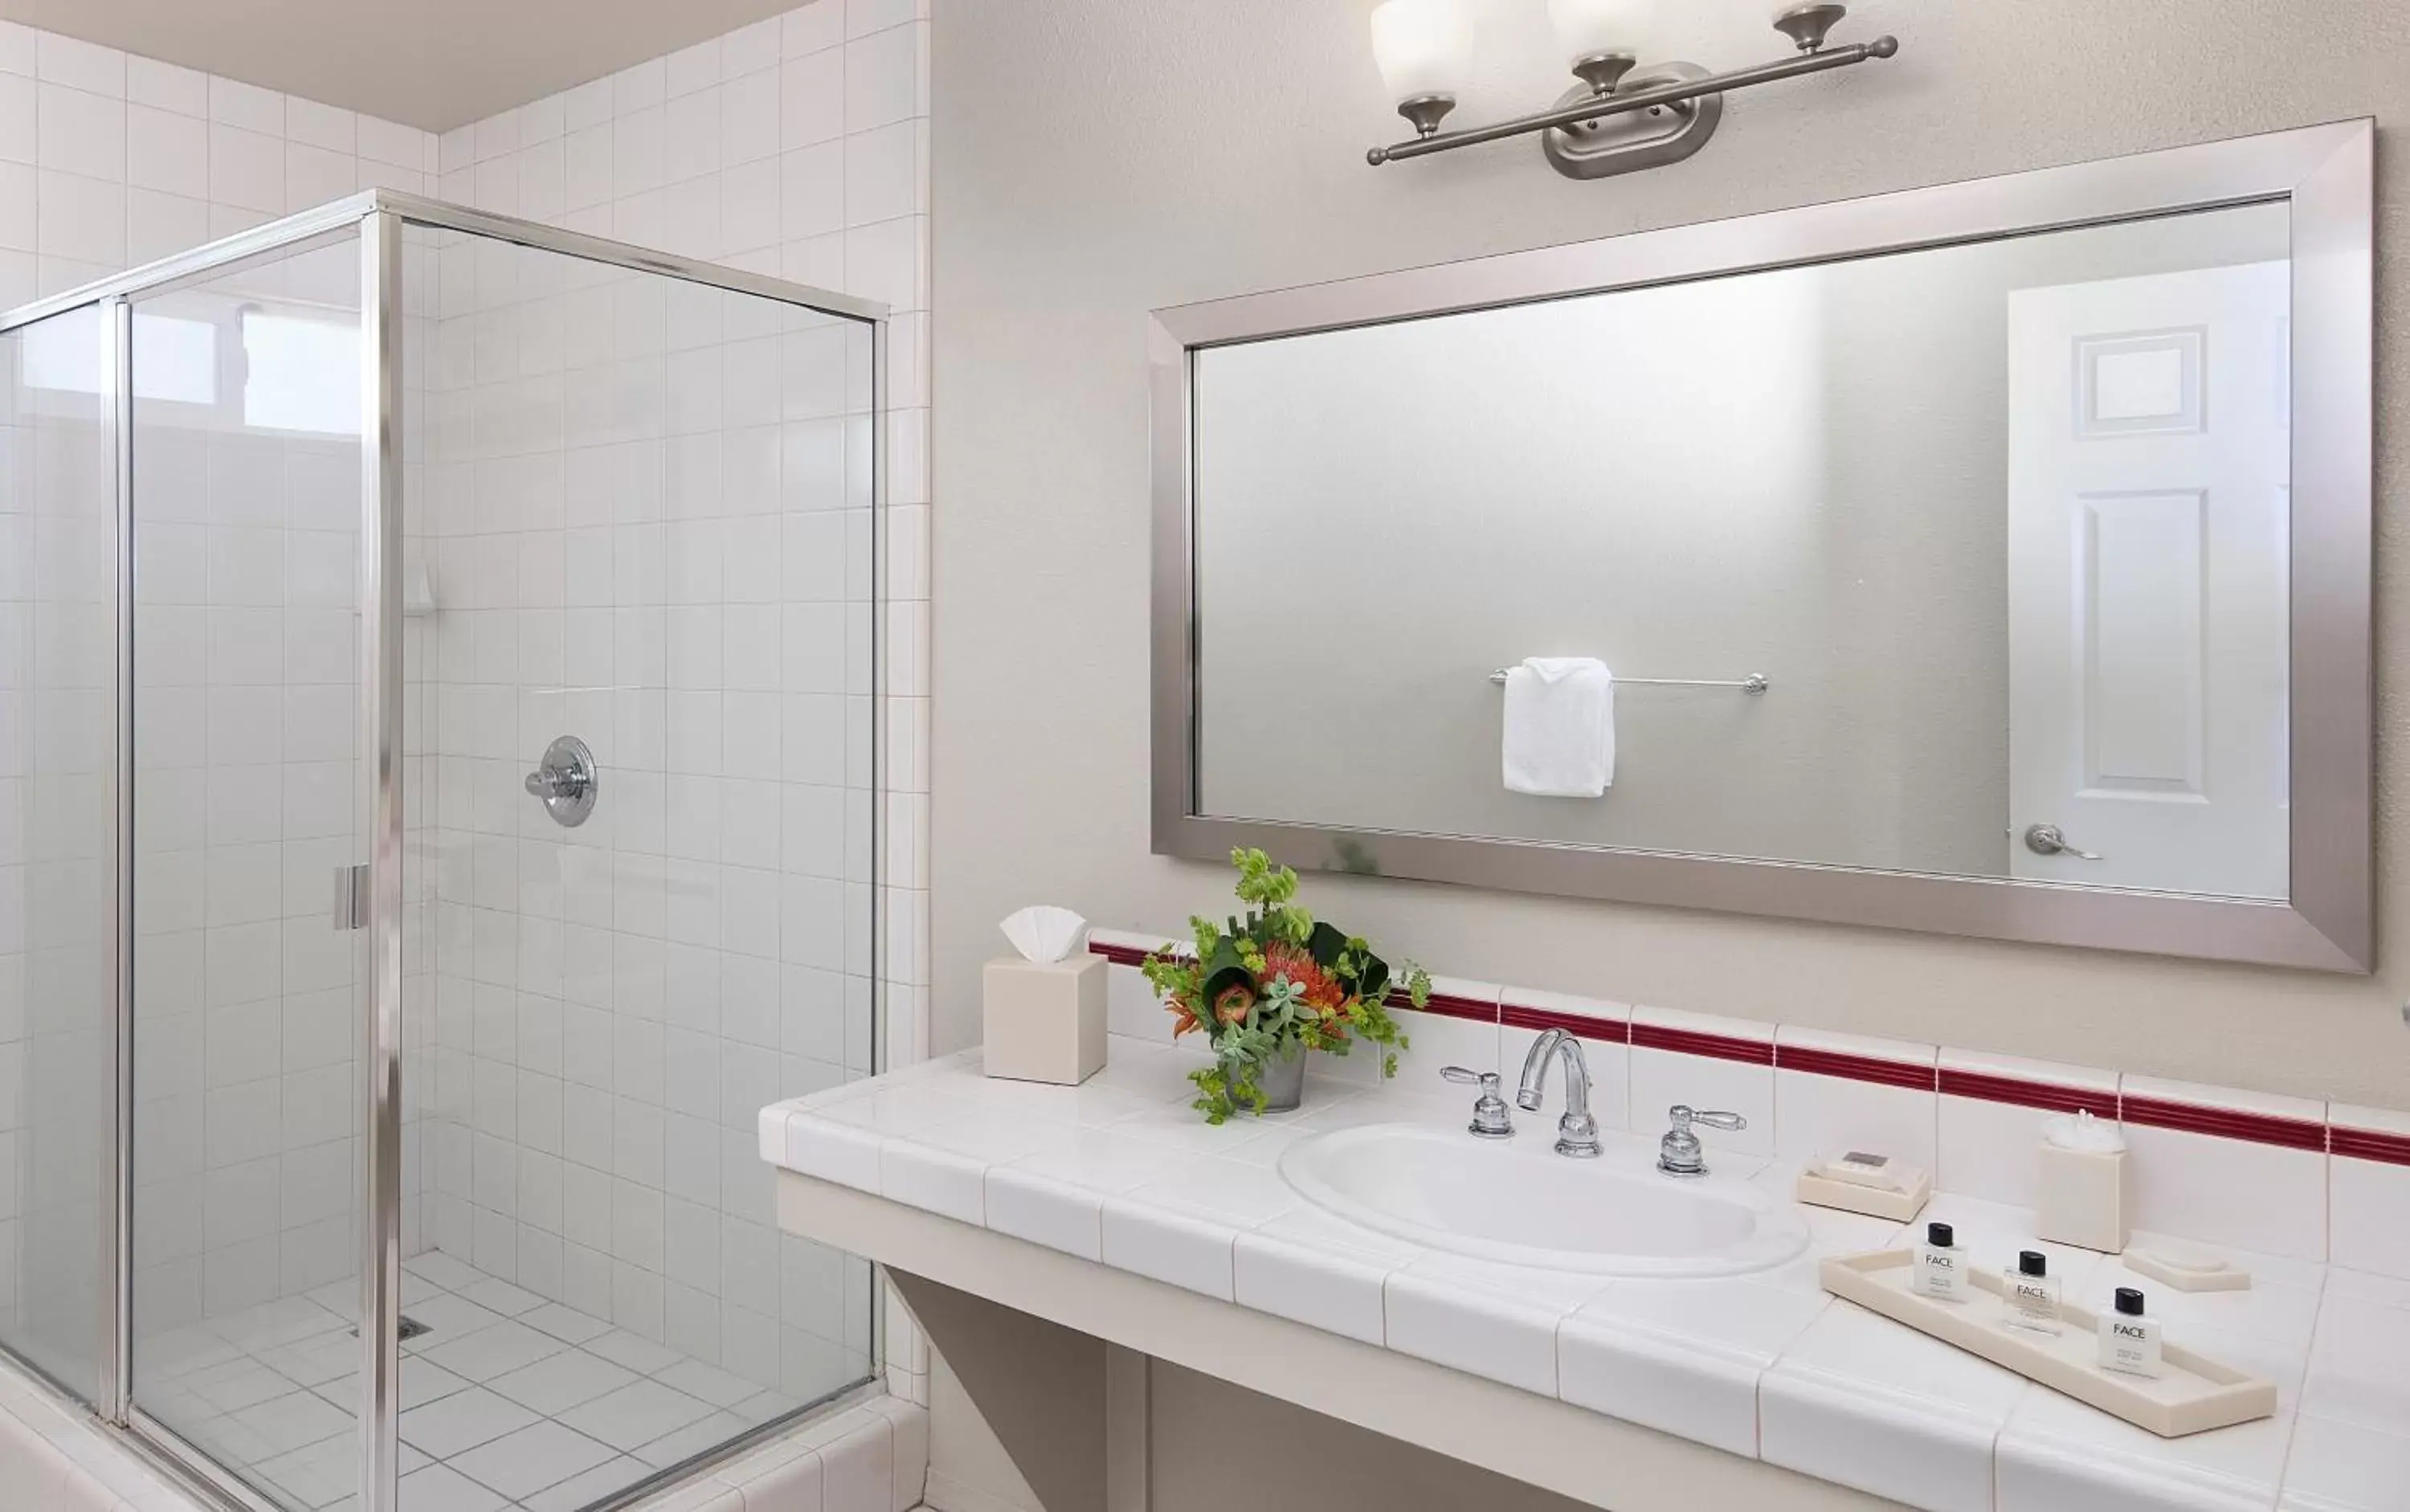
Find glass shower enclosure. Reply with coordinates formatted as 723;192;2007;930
0;192;884;1512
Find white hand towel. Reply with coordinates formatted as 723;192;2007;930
1502;657;1616;798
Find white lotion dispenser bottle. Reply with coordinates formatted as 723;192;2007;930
1914;1220;1968;1302
2098;1286;2164;1377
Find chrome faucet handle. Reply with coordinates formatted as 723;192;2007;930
1441;1067;1515;1140
1657;1104;1746;1177
1673;1105;1747;1133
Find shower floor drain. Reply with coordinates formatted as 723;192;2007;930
349;1314;430;1342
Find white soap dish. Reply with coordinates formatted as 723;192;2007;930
1821;1248;2276;1438
2124;1243;2250;1293
1795;1164;1930;1223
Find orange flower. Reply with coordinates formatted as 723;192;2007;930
1259;944;1346;1012
1166;997;1203;1038
1214;984;1256;1025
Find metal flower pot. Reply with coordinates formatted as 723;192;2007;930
1253;1043;1306;1113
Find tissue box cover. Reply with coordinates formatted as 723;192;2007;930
982;954;1107;1085
2035;1144;2129;1253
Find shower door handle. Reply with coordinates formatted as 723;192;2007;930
332;864;369;930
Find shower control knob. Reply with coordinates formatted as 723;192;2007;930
525;736;598;828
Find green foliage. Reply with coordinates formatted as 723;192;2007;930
1142;849;1431;1123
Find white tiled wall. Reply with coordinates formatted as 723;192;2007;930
0;22;436;309
408;0;932;1406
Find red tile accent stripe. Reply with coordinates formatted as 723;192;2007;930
1777;1045;1936;1091
1628;1021;1775;1065
2330;1126;2410;1167
1937;1068;2118;1118
2118;1094;2329;1152
1403;991;1499;1026
1086;940;2377;1158
1501;1001;1630;1041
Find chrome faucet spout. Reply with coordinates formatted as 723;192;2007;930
1515;1028;1603;1158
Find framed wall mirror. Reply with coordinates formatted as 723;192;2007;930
1150;121;2372;971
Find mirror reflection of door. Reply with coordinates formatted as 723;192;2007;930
2006;263;2291;899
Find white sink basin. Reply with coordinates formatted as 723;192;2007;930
1278;1123;1811;1277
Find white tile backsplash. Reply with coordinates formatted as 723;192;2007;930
2328;1106;2410;1282
1629;1007;1775;1159
2117;1076;2330;1263
1773;1028;1938;1175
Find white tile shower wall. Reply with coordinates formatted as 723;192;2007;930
415;0;930;1406
0;22;436;308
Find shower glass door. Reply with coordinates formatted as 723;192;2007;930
126;228;369;1511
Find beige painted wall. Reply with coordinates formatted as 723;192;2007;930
1145;1361;1602;1512
928;0;2410;1110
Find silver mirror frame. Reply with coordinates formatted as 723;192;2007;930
1150;120;2373;973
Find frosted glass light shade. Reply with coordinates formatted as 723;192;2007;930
1370;0;1468;101
1547;0;1656;61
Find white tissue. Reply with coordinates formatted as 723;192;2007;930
2041;1107;2127;1154
1000;905;1089;964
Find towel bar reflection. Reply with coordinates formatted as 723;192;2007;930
1489;669;1773;695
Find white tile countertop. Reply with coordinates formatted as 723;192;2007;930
758;1038;2410;1512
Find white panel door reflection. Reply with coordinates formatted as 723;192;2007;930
2007;263;2290;897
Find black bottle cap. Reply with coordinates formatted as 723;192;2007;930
2115;1287;2147;1317
2018;1249;2048;1277
1926;1222;1955;1248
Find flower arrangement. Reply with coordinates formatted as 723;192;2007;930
1141;848;1431;1123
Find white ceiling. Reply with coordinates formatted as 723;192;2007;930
0;0;807;131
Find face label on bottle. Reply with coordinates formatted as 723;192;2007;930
2110;1322;2150;1341
2012;1280;2054;1309
1913;1247;1964;1297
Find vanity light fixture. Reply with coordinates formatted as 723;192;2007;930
1366;0;1899;181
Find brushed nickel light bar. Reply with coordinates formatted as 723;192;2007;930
1366;1;1899;181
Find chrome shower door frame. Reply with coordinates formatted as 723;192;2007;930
0;188;890;1512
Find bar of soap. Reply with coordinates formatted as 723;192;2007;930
1814;1150;1915;1193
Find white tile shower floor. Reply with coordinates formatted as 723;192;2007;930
135;1253;810;1512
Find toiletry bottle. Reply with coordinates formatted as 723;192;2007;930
1914;1221;1967;1302
2098;1287;2163;1377
2004;1249;2061;1334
